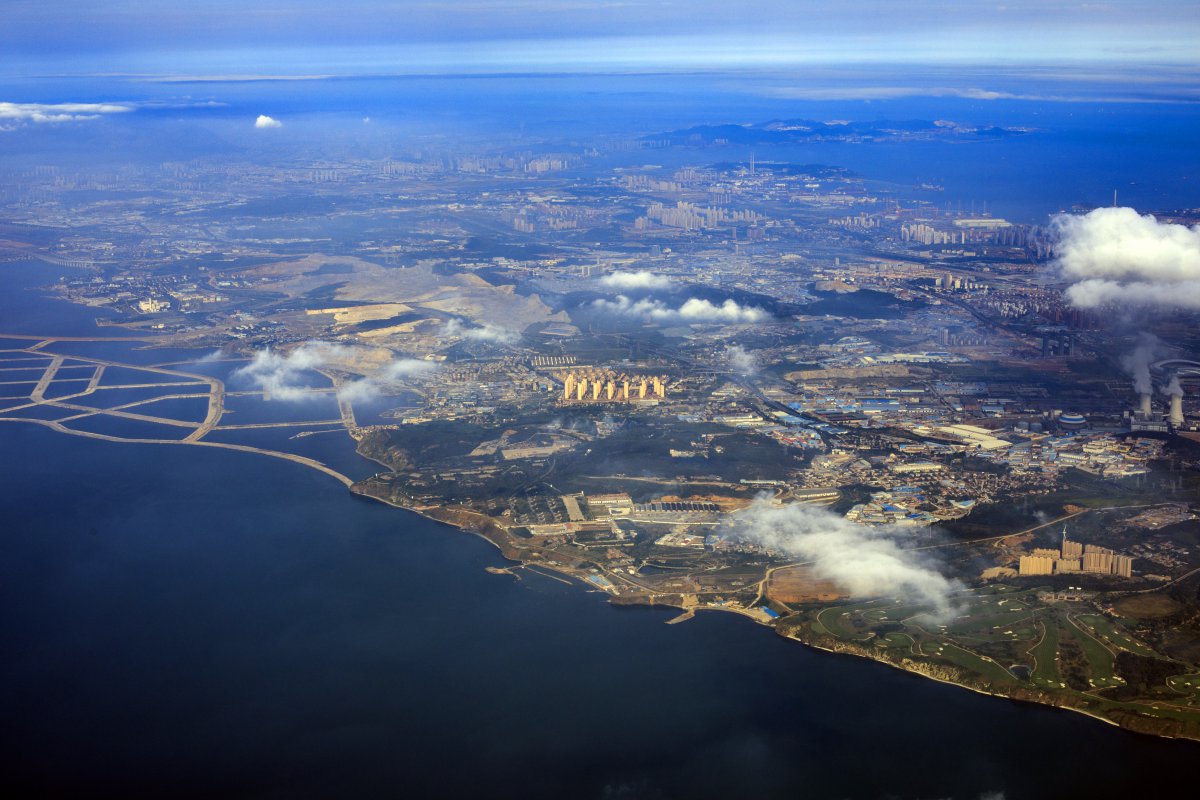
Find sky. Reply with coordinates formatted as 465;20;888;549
4;1;1200;76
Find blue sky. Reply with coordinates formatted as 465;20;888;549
5;1;1200;76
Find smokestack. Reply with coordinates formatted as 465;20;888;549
1139;392;1153;417
1170;394;1184;426
1164;373;1184;425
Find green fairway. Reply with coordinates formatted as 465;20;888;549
879;632;916;650
934;642;1016;685
1067;616;1122;689
1029;618;1063;687
1167;673;1200;699
1075;614;1158;658
816;606;874;641
947;607;1036;637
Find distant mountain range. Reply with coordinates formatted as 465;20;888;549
646;118;1030;146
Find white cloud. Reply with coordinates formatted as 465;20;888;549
599;270;671;290
234;342;347;401
0;101;133;127
337;358;437;403
1055;207;1200;310
235;342;437;403
724;497;963;621
592;294;768;324
254;114;283;129
442;319;518;344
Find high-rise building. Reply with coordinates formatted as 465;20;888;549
1083;546;1116;575
1061;530;1083;560
1019;555;1054;576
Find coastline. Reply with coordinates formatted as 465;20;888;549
4;396;1196;746
353;481;1200;745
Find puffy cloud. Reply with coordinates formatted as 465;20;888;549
442;319;518;344
1055;207;1200;310
234;342;347;401
592;294;768;324
254;114;283;129
599;270;671;290
337;358;437;403
724;497;963;621
0;101;133;128
235;342;437;403
725;343;757;375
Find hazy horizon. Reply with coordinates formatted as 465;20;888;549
4;1;1200;78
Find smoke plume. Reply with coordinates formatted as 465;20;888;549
1054;207;1200;309
592;295;768;324
725;344;758;375
724;497;963;620
1120;333;1165;395
1163;374;1184;398
599;270;671;290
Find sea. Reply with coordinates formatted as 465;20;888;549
3;69;1200;797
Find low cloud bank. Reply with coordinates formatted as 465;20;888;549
724;497;963;620
599;270;671;290
1055;207;1200;310
592;295;768;324
235;343;344;401
338;358;436;403
235;342;435;403
442;319;518;344
0;101;133;128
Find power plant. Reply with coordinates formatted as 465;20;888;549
556;370;667;403
1130;359;1198;434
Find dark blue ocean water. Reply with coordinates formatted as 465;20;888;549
1;262;1198;799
